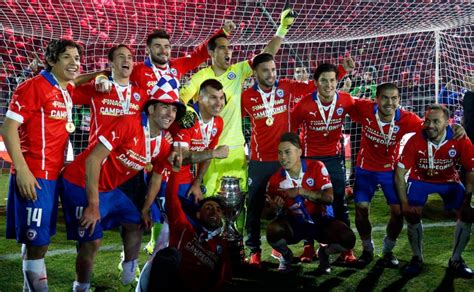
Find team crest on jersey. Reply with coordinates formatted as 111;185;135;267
227;72;236;80
26;229;37;241
211;127;217;137
306;178;314;187
336;107;343;116
448;149;457;157
78;227;86;238
133;92;141;102
276;89;284;98
216;245;223;255
170;68;178;76
393;126;400;133
321;167;329;176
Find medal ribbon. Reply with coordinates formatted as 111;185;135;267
314;93;337;133
257;85;276;121
112;81;132;115
51;73;73;126
144;118;162;167
375;110;395;149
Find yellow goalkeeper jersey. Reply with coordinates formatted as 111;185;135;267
180;60;253;146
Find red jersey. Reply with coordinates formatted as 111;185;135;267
291;91;355;157
5;70;74;179
351;99;423;171
131;29;226;95
169;105;224;184
62;114;171;192
267;159;333;220
398;126;474;183
242;79;315;161
165;172;232;291
73;80;147;144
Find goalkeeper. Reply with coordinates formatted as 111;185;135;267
180;7;297;200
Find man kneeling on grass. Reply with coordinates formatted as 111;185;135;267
265;132;356;273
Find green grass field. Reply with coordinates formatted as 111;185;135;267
1;192;473;291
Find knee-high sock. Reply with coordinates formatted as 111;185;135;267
452;222;472;261
23;258;48;292
121;259;138;285
407;223;423;261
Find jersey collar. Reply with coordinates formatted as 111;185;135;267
373;104;401;122
279;158;307;177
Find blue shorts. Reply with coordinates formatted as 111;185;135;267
150;181;167;224
407;179;465;210
354;167;399;205
60;178;141;242
6;175;59;246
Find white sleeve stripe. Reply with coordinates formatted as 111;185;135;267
397;162;407;169
321;183;333;190
173;141;189;148
99;135;113;151
6;110;24;123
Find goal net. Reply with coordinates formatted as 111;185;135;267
0;0;473;203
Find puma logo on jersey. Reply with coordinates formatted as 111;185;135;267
15;101;24;112
133;137;138;146
111;131;119;141
418;150;426;156
145;73;154;78
366;118;372;125
176;133;184;140
308;111;317;117
250;97;258;103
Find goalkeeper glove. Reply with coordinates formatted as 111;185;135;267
276;8;296;38
177;106;198;129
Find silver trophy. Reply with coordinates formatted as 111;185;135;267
218;176;245;241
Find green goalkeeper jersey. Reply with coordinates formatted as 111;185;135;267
180;60;253;147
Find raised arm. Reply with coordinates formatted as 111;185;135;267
262;8;296;56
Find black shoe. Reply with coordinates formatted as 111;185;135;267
316;246;331;274
403;256;423;276
448;258;474;279
357;250;374;267
381;252;399;268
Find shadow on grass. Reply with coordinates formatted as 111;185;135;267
355;259;385;292
434;269;455;292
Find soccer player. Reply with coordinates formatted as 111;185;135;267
73;44;147;144
141;172;232;291
395;104;474;278
350;84;466;268
291;63;358;264
180;7;296;197
59;80;185;291
141;79;229;253
265;132;356;273
4;39;82;291
241;53;353;265
294;65;310;83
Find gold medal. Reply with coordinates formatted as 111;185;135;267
145;162;153;172
266;117;274;126
65;122;76;133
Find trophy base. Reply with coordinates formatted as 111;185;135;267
226;234;245;273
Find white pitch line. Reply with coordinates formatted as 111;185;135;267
0;221;457;261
